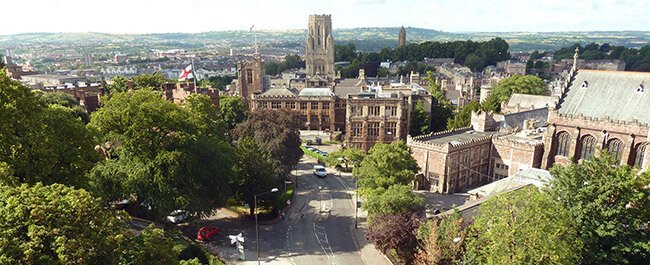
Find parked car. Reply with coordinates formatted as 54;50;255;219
166;210;189;224
197;226;220;241
313;165;328;178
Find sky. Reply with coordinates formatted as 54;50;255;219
2;0;649;35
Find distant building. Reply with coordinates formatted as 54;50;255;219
161;82;220;107
305;14;335;87
496;60;526;75
84;53;93;67
236;53;264;109
114;54;128;64
22;74;88;88
398;26;406;47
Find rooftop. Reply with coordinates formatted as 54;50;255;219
298;87;334;97
504;93;557;112
558;69;650;124
417;128;499;146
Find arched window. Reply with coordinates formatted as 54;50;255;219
634;143;647;168
556;131;571;157
606;138;624;162
579;135;597;160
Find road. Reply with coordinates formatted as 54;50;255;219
196;155;369;265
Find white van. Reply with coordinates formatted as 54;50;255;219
313;165;328;178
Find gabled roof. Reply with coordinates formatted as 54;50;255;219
558;70;650;124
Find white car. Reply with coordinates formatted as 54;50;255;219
166;210;189;224
313;165;328;178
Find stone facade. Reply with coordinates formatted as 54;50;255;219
305;14;335;86
345;92;410;151
236;53;264;109
398;26;406;47
162;82;220;107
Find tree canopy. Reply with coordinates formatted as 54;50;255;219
466;186;582;265
480;74;547;113
219;96;247;130
409;99;430;136
426;71;454;132
87;89;233;216
366;212;421;265
265;54;305;76
355;141;419;194
554;43;650;72
0;72;98;187
547;154;650;265
415;211;468;265
364;184;424;220
233;109;303;175
39;92;90;123
447;100;481;130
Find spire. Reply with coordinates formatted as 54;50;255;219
572;47;580;71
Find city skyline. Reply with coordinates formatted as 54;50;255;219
2;0;649;35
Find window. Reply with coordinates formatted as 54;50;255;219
287;102;296;109
367;122;380;137
385;106;397;116
311;102;319;110
634;143;647;168
322;102;330;110
310;115;319;124
557;131;571;157
351;106;362;117
323;115;330;124
351;122;362;137
246;69;253;84
300;115;307;123
579;135;597;160
607;138;624;162
385;122;397;137
369;106;381;116
271;101;281;109
300;102;307;110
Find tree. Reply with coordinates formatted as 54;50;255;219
465;186;582;265
366;212;421;265
132;72;172;90
0;183;130;264
547;154;650;265
329;147;365;169
0;72;98;187
446;100;480;129
481;75;547;113
233;109;303;175
88;89;234;216
108;75;129;94
364;184;424;219
121;224;179;265
219;96;247;130
409;100;430;136
415;211;468;265
207;75;235;90
232;138;281;217
463;53;483;72
355;141;419;193
425;71;453;132
39;92;90;123
335;43;357;62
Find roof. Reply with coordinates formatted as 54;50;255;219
419;128;499;146
504;93;557;111
558;70;650;124
298;88;334;97
500;108;549;129
260;88;297;97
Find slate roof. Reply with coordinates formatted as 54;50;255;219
505;93;557;110
260;88;297;97
298;87;334;97
558;70;650;124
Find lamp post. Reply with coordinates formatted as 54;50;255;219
254;188;279;265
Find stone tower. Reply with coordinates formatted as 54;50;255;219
237;52;263;110
398;26;406;47
306;14;335;86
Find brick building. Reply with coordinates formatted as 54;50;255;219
162;82;220;107
236;53;264;109
541;69;650;170
345;91;410;151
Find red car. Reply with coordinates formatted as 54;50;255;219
197;226;220;241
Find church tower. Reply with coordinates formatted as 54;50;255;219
398;26;406;47
306;14;335;86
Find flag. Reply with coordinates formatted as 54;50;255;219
178;64;193;81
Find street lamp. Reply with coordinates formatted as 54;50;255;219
254;188;279;265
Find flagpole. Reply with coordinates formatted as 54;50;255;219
191;57;197;93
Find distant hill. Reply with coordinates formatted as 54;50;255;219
1;28;648;52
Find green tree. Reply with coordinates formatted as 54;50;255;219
0;72;98;187
463;53;483;72
233;109;303;175
88;89;233;216
132;72;172;90
410;99;430;136
329;147;365;169
426;71;453;132
0;183;130;264
547;154;650;265
355;141;419;194
219;96;247;130
481;75;547;113
108;75;129;94
39;92;90;123
335;43;357;62
207;75;235;90
415;211;468;265
121;224;179;265
364;184;424;219
232;138;281;217
446;100;481;129
466;186;582;265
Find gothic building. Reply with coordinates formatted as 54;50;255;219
236;53;264;109
398;26;406;47
305;14;335;87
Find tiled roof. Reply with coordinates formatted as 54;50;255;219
558;70;650;124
